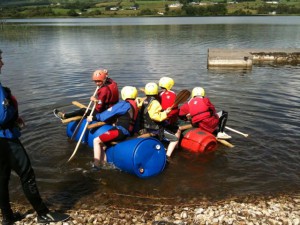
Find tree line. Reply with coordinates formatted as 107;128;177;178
0;0;299;18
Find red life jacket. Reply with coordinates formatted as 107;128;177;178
188;97;219;133
127;99;139;134
96;78;119;112
159;90;176;109
105;78;119;108
159;90;179;124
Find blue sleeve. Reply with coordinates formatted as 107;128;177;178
95;101;131;122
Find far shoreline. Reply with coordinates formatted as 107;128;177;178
1;14;300;20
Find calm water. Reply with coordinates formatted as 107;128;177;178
1;16;300;209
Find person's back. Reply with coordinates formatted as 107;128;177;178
114;98;139;136
187;96;219;133
138;82;179;158
88;86;139;170
139;83;169;134
179;87;231;139
158;76;179;125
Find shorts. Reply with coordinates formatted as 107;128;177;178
99;127;127;143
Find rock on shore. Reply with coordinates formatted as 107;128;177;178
4;192;300;225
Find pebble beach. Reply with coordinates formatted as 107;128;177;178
5;192;300;225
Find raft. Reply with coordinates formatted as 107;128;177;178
66;119;166;178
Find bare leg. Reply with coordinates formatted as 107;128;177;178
101;145;107;163
166;140;178;157
167;129;181;157
166;128;180;157
93;137;102;167
174;129;181;149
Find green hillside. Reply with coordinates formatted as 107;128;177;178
1;0;300;18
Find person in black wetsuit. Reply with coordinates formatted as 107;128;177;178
0;49;69;225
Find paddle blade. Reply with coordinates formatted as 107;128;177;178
173;89;191;106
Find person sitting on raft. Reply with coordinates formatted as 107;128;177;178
87;86;139;171
158;76;180;125
179;87;231;140
138;82;180;158
54;68;119;120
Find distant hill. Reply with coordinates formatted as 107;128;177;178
0;0;49;6
1;0;299;18
0;0;97;6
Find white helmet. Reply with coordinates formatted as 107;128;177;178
145;82;159;95
121;86;138;100
159;77;174;91
191;87;205;97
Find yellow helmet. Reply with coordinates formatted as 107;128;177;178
145;82;158;95
121;86;138;100
158;77;174;91
191;87;205;98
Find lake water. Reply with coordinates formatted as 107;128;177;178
1;16;300;209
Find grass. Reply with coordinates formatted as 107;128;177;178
0;0;300;18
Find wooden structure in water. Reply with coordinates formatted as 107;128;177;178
207;48;300;69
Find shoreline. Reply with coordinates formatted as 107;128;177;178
1;15;300;20
6;192;300;224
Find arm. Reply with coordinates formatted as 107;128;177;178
135;97;146;109
178;102;190;120
205;98;217;115
94;87;109;113
89;101;131;122
148;100;168;122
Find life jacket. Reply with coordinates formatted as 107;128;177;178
0;84;21;139
188;97;219;133
188;97;212;122
116;99;138;135
159;90;179;124
139;96;161;130
0;85;18;129
105;78;119;108
159;90;176;109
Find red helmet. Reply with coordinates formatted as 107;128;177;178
92;69;108;82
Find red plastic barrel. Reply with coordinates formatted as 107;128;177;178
180;128;217;153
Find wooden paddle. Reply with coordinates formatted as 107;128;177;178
87;121;106;130
217;139;234;148
171;89;190;108
68;102;97;162
70;86;99;141
60;102;88;124
137;132;156;138
72;101;87;109
62;116;82;124
225;126;249;137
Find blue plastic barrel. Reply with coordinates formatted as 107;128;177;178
87;124;113;148
66;120;89;143
106;137;166;178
